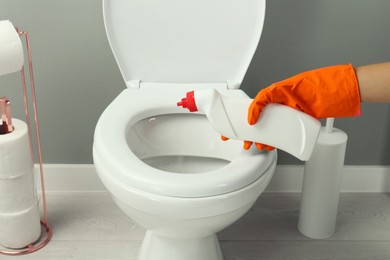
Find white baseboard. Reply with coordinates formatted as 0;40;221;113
37;164;390;194
37;164;106;194
266;165;390;192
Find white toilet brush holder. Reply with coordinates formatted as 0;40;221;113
298;118;348;239
0;21;52;255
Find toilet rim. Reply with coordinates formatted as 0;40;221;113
93;88;277;198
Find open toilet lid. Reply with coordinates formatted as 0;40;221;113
103;0;266;89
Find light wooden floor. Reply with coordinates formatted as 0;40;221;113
2;193;390;259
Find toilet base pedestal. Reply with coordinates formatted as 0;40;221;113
138;230;223;260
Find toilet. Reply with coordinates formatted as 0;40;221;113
93;1;276;259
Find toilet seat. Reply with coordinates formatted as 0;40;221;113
93;86;277;198
95;0;274;198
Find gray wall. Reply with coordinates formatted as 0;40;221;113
0;0;389;165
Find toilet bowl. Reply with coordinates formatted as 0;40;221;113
94;1;273;259
93;86;277;260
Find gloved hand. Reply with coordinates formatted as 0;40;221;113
243;64;361;151
248;64;361;126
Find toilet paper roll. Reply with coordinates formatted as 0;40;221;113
0;119;33;178
0;20;24;76
0;203;41;249
0;170;37;213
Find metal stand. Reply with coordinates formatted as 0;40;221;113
0;26;52;256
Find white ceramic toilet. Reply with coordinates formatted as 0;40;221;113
93;1;277;259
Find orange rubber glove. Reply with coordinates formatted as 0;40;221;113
245;64;361;151
248;64;361;126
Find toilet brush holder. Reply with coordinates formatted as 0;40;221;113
298;118;347;239
0;22;52;255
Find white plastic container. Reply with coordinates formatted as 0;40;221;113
298;123;348;239
177;89;321;161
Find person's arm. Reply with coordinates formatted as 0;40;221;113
355;62;390;102
245;62;389;150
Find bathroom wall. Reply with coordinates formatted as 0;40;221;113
0;0;389;165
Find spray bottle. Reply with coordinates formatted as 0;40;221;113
177;89;321;161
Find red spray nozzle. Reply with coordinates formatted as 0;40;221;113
177;91;198;112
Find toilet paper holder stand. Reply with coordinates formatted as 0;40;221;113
0;27;52;256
